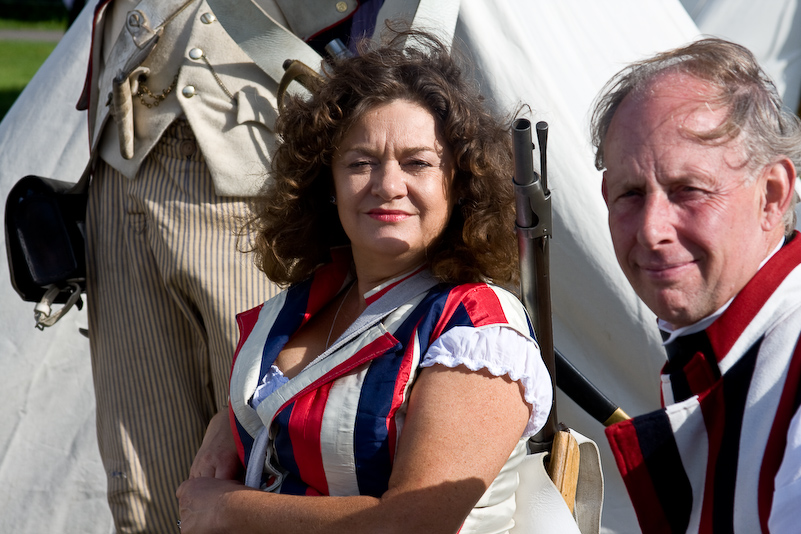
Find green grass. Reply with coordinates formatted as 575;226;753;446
0;39;58;120
0;40;56;86
0;9;66;119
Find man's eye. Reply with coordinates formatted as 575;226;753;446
673;185;706;198
618;190;641;200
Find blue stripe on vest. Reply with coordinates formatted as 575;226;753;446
415;286;477;344
441;301;477;334
274;402;306;494
260;282;313;378
354;338;405;497
234;415;256;477
351;290;450;496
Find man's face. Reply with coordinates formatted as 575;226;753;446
602;74;776;327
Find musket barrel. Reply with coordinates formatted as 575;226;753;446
536;121;548;192
513;118;632;440
512;119;537;229
513;118;557;443
513;118;630;431
513;119;536;187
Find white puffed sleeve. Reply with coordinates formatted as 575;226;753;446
420;325;552;437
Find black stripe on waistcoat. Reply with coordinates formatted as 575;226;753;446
712;336;762;533
633;410;693;533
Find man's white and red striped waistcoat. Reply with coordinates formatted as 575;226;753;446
228;255;536;500
605;232;801;533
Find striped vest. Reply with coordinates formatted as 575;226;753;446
229;258;535;501
606;232;801;533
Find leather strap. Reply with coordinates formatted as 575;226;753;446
205;0;325;83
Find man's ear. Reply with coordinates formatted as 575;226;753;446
761;157;795;231
601;171;610;207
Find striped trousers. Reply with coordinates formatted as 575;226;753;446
86;121;279;533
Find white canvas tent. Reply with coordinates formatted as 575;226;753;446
1;1;799;532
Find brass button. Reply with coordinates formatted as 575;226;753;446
189;48;204;60
335;1;347;12
200;12;216;24
182;85;196;98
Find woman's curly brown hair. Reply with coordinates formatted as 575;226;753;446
246;29;518;288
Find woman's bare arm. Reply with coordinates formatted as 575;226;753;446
177;364;530;534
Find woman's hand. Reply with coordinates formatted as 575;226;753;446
177;476;258;533
189;410;242;480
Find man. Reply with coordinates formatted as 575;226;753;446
591;38;801;533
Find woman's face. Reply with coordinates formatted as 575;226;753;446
332;99;455;276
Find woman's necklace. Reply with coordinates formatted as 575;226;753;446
326;283;355;349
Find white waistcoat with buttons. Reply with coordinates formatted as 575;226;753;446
87;0;356;196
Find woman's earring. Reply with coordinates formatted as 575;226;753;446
330;195;337;205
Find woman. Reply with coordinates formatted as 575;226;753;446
177;31;552;534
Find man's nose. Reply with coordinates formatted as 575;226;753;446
372;163;407;200
638;194;674;247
